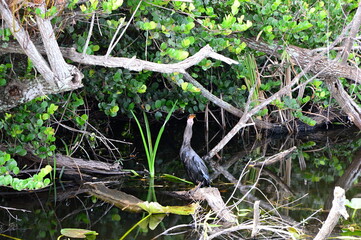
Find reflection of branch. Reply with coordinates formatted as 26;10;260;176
334;148;361;191
249;146;297;167
325;147;361;209
260;168;294;195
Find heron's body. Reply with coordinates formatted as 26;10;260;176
180;115;210;187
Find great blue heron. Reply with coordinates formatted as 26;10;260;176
180;114;210;187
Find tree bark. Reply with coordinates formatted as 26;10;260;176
314;187;349;240
0;1;83;111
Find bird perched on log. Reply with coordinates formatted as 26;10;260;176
180;114;211;187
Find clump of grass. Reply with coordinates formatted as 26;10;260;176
131;101;177;178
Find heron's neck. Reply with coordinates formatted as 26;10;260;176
182;121;193;147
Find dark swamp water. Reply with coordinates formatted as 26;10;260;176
1;117;361;240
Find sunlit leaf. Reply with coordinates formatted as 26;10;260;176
345;198;361;210
138;201;198;215
60;228;98;238
149;214;166;230
231;0;240;15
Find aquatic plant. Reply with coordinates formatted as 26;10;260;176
131;101;177;178
346;198;361;220
0;151;52;190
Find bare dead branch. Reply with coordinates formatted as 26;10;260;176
251;200;260;238
340;2;361;63
35;4;73;83
0;0;55;85
314;187;349;240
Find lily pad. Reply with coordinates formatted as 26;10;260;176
137;201;198;215
60;228;98;239
139;214;166;231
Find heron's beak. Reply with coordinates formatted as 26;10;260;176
188;114;196;119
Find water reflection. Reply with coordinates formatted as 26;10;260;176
1;126;361;239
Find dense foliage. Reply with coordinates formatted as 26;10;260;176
0;0;360;189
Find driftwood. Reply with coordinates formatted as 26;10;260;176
54;154;122;175
86;183;198;215
314;187;349;240
86;183;144;213
20;151;126;178
168;187;237;223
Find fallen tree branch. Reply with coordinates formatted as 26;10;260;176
314;187;349;240
170;187;237;223
183;72;274;129
240;36;361;83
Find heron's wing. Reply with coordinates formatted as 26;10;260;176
192;153;211;185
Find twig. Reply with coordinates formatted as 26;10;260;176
251;200;260;238
82;12;96;56
105;0;142;57
151;224;193;240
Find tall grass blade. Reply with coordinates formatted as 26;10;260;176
143;112;154;176
130;110;151;162
152;101;178;162
131;100;178;178
119;213;152;240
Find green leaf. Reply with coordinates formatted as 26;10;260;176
91;45;100;51
173;50;189;61
145;104;151;111
60;228;99;238
154;111;162;121
137;84;147;93
110;0;123;10
345;198;361;210
231;0;240;15
12;167;19;175
143;21;157;30
221;14;236;29
137;201;198;215
79;4;87;12
154;100;162;109
161;174;193;184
